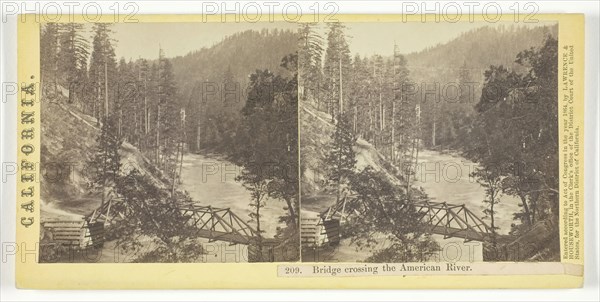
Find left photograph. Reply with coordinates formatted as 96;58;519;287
38;22;300;263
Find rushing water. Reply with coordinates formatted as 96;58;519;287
173;153;289;263
179;153;288;239
414;149;521;235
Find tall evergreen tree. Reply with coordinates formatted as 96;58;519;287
116;58;139;141
136;58;151;143
323;22;351;118
40;23;60;93
91;115;123;205
346;166;439;262
472;165;502;245
57;23;89;105
298;23;324;106
466;36;559;235
235;54;300;241
89;23;117;120
156;52;180;177
391;50;415;165
326;113;357;203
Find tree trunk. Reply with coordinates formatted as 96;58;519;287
104;60;108;119
490;192;496;245
391;101;395;163
178;142;184;183
353;106;357;134
155;105;161;164
144;79;148;135
255;191;263;236
531;194;538;224
339;56;343;115
118;108;123;139
368;101;373;141
171;141;179;197
432;120;436;147
196;124;201;151
379;88;383;131
520;193;533;226
284;197;297;228
95;70;101;124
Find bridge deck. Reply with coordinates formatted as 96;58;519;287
318;196;495;242
86;199;281;246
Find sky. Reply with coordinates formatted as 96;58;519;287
109;22;298;60
326;21;556;57
99;21;555;61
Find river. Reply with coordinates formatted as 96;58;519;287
178;153;289;262
414;149;521;235
179;153;288;238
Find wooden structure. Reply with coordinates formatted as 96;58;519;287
83;198;282;261
301;212;335;247
300;197;348;248
413;200;491;242
305;195;493;246
41;220;105;249
176;204;279;246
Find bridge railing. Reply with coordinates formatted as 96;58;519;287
315;195;492;243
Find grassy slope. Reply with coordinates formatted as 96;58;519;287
300;104;404;213
40;100;163;220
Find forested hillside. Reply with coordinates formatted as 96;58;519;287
170;29;298;152
406;24;558;73
406;24;558;148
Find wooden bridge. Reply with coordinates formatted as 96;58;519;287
85;198;280;246
306;195;492;245
412;200;491;241
175;204;279;246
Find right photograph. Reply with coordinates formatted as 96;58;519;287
298;21;560;263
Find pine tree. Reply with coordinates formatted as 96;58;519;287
222;65;236;107
40;23;60;93
323;22;351;118
136;59;151;143
269;54;299;228
235;69;279;247
464;37;559;237
326;113;357;203
89;23;117;120
371;54;386;149
116;58;138;142
57;23;89;105
298;23;324;106
235;55;300;240
155;52;179;178
91;115;123;205
348;54;372;137
346;166;439;262
472;166;502;245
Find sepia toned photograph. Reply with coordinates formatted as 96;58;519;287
10;8;589;290
38;22;300;263
298;21;561;263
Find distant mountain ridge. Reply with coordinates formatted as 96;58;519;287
170;28;298;103
167;28;298;151
406;24;558;82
